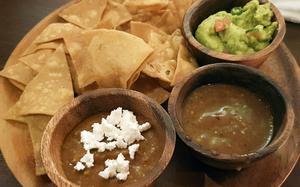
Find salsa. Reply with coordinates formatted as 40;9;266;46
61;113;165;186
182;84;273;155
195;0;278;55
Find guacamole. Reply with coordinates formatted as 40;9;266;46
195;0;278;55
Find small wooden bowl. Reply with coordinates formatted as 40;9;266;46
183;0;286;67
41;88;176;187
168;63;294;169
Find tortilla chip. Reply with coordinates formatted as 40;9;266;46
0;62;37;86
141;29;185;84
171;44;198;86
64;30;100;90
87;29;153;88
9;80;25;91
16;46;74;116
3;101;26;123
19;49;54;72
59;0;107;29
172;0;193;24
124;0;169;12
151;9;179;34
131;74;169;104
130;21;168;43
97;0;132;29
34;23;82;44
22;40;66;57
25;115;52;176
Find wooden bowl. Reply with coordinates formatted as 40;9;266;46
168;63;294;170
182;0;286;67
41;88;176;187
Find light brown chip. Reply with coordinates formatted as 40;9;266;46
59;0;107;29
172;0;193;24
130;21;168;43
19;49;54;72
87;29;153;88
64;30;101;90
15;46;74;116
34;23;82;44
25;115;52;176
22;40;66;57
131;74;169;104
3;101;26;123
0;62;37;87
97;0;132;29
142;29;183;84
171;44;198;86
9;79;25;91
124;0;169;12
150;8;180;34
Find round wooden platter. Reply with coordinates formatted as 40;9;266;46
0;1;300;186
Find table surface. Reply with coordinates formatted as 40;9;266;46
0;0;299;186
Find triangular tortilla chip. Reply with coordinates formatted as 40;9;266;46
64;30;101;90
19;49;54;72
131;74;169;104
87;29;153;88
97;0;132;29
0;62;37;86
34;23;82;44
172;0;193;24
9;79;25;91
59;0;107;29
124;0;169;12
142;29;184;84
22;40;67;57
171;44;198;86
25;115;52;176
130;21;168;43
16;46;73;116
3;101;26;123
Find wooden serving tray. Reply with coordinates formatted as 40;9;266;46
0;1;299;186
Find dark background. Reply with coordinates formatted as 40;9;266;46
0;0;299;186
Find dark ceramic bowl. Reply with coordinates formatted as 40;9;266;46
182;0;286;67
168;63;294;169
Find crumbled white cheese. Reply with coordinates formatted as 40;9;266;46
74;161;85;171
80;150;94;168
99;153;130;181
73;107;151;181
128;144;140;160
138;122;152;132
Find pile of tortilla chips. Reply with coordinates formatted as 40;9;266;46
0;0;197;176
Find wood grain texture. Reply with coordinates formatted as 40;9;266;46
0;0;299;187
41;88;176;187
183;0;286;67
168;63;295;170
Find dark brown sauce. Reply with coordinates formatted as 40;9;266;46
182;84;273;155
61;113;165;186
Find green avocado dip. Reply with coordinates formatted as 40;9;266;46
195;0;278;55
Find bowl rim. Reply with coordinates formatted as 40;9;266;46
41;88;176;187
168;63;294;164
182;0;286;61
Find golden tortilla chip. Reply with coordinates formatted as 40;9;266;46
3;101;26;123
9;79;25;91
59;0;107;29
97;0;132;29
172;0;193;24
87;29;153;88
19;49;54;72
130;21;168;43
16;46;74;116
0;62;37;86
34;23;82;44
131;74;169;104
22;40;66;56
124;0;169;12
171;44;198;86
25;115;52;176
142;29;183;84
